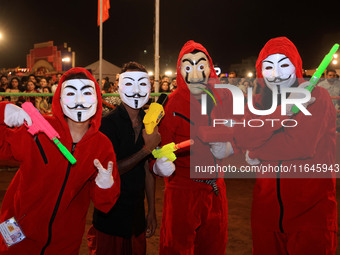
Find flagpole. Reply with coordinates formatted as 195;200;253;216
154;0;160;97
99;0;103;91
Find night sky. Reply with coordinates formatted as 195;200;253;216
1;0;340;74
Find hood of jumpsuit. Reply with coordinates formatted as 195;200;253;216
255;36;304;88
172;40;219;102
51;67;103;138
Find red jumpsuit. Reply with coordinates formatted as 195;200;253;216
158;41;233;255
0;68;120;255
235;37;337;255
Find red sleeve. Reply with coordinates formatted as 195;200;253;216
249;89;336;161
234;100;292;151
0;102;23;161
0;101;10;125
90;151;120;213
211;90;242;154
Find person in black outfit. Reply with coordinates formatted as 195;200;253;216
87;62;161;255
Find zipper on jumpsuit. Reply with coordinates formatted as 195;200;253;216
40;143;76;255
276;161;284;233
173;107;219;195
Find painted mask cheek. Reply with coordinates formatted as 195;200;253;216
262;70;272;78
88;97;97;104
63;97;73;105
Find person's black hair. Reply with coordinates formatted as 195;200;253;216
42;86;52;93
190;49;205;55
9;77;20;88
326;69;336;74
103;81;111;92
120;61;147;73
42;86;52;104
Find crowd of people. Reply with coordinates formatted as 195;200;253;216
0;73;63;115
1;66;340;115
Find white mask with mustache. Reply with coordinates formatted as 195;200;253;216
118;71;151;109
262;53;296;92
60;79;97;122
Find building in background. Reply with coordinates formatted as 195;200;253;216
26;41;75;75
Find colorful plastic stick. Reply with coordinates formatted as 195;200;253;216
22;102;77;164
152;139;194;162
291;43;339;114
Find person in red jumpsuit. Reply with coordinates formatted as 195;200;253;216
235;37;337;255
153;40;234;255
0;67;120;255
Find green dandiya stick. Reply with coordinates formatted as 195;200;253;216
291;43;339;114
198;87;217;106
53;138;77;165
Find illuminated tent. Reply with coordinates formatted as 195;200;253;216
84;59;121;82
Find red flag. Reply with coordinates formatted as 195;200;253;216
97;0;110;26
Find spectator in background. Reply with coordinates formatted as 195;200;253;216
36;86;52;115
219;76;228;84
20;76;28;92
114;74;119;90
5;77;21;104
161;75;170;83
238;77;246;86
238;79;251;95
55;73;62;84
28;74;37;85
18;80;39;107
112;78;119;93
51;73;63;93
160;81;170;93
99;78;106;90
102;79;111;93
170;77;177;92
251;78;261;95
48;76;55;88
318;69;340;109
228;71;239;85
0;75;9;91
109;82;115;92
149;76;155;92
102;76;121;114
38;77;48;92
